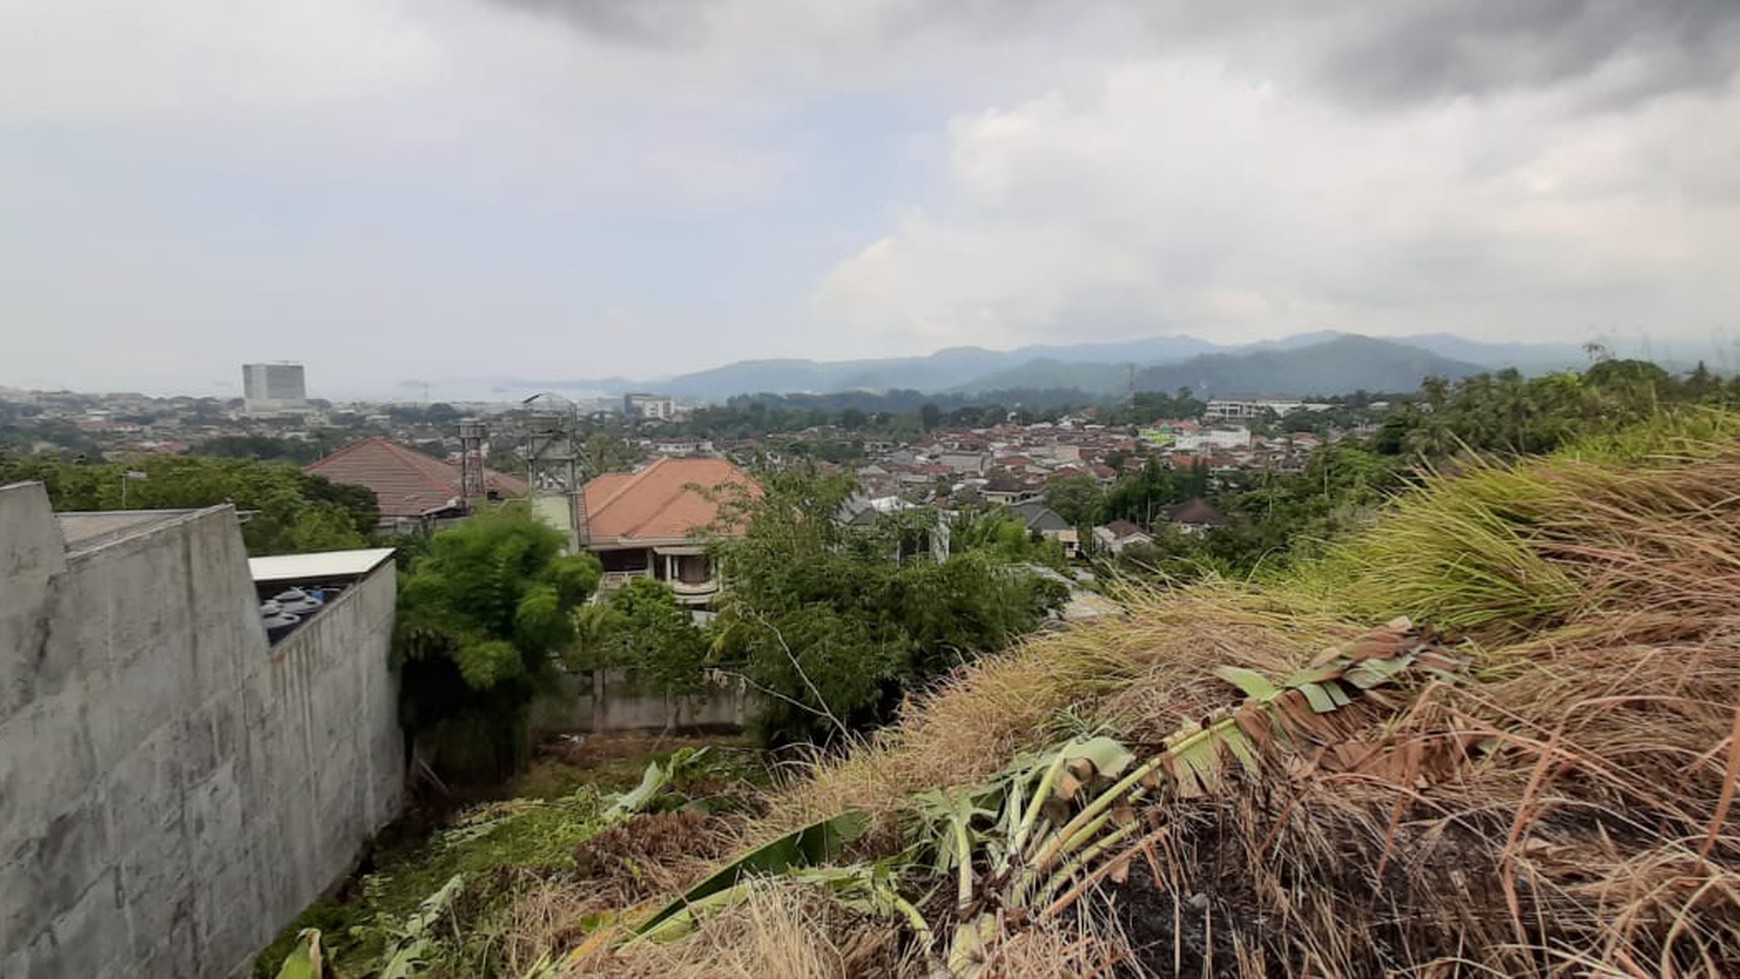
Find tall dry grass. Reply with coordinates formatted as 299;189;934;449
554;878;907;978
557;415;1740;977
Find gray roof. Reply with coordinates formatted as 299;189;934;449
1011;500;1073;532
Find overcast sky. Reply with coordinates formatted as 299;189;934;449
3;0;1738;397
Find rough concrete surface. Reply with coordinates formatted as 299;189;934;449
531;668;759;733
0;482;403;978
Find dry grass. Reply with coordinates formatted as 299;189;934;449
754;586;1360;839
540;417;1740;977
554;878;906;978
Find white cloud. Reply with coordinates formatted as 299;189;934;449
0;0;450;122
813;57;1740;349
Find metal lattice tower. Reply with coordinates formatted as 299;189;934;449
457;419;488;502
521;394;591;551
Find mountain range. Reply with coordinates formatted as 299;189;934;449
424;331;1612;403
616;333;1587;402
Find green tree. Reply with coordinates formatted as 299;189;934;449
586;432;646;474
394;505;602;777
920;403;942;432
949;509;1067;570
1043;473;1103;526
0;453;377;555
710;466;1066;745
567;578;709;697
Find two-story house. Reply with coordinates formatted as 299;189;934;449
583;456;760;607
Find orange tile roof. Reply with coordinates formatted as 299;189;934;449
583;456;759;545
305;437;528;518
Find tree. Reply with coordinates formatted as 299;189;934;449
1043;473;1103;526
567;578;709;697
920;403;942;432
949;509;1067;570
585;432;646;474
0;452;377;555
710;466;1066;745
394;506;601;777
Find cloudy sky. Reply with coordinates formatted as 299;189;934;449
3;0;1737;397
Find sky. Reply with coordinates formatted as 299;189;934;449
3;0;1738;398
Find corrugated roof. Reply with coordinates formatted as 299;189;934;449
249;547;396;582
583;456;759;545
305;437;529;518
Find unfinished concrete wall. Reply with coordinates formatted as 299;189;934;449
0;482;403;978
531;668;759;733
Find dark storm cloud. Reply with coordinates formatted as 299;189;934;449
489;0;1740;110
1310;0;1740;109
486;0;707;45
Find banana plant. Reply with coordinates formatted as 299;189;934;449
275;929;339;979
915;619;1464;975
374;874;465;979
590;621;1463;977
629;808;870;940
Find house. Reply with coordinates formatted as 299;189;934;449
1173;427;1253;452
836;494;950;562
937;452;989;475
582;456;760;607
305;436;528;534
1168;498;1230;535
1009;499;1081;559
981;471;1042;506
1092;520;1155;554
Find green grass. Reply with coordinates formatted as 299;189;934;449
251;734;766;978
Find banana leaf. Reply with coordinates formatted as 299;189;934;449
631;809;869;938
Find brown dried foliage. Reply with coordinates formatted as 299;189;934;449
553;434;1740;977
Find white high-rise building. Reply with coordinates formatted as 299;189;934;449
242;362;307;413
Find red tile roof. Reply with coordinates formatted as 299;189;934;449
583;456;760;545
305;437;528;518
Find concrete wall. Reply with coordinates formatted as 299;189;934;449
531;669;759;733
0;482;403;978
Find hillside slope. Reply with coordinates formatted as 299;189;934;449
547;412;1740;977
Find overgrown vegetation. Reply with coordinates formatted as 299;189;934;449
565;578;709;698
709;466;1070;745
395;505;602;778
497;410;1740;977
1090;356;1740;582
0;451;379;554
257;738;758;979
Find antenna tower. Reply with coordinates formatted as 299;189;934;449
457;419;488;502
522;394;591;551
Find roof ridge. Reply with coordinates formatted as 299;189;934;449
590;456;668;521
620;462;708;538
305;435;386;469
375;438;463;490
310;437;456;498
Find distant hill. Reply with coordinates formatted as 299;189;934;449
1129;336;1486;398
646;334;1219;401
955;335;1490;397
654;347;1015;401
415;330;1604;403
1379;334;1586;375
